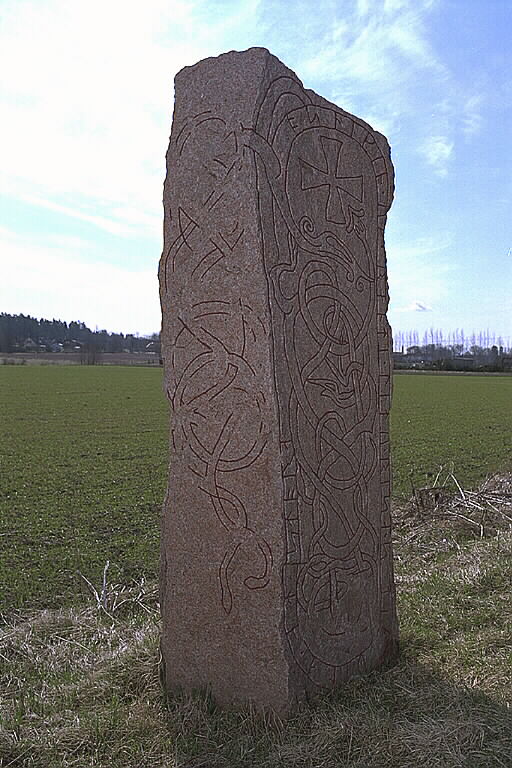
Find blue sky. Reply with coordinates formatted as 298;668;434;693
1;0;510;344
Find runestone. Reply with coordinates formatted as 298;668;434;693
159;48;398;714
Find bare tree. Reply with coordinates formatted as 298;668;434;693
80;341;102;365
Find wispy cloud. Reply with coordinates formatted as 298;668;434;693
462;93;484;136
11;193;156;239
390;234;453;258
1;0;508;340
299;0;445;135
291;0;487;181
356;0;370;17
419;135;454;176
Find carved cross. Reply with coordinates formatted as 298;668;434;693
301;136;364;227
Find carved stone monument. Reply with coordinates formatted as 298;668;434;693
159;48;398;714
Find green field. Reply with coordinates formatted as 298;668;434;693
1;366;511;767
0;367;169;615
1;367;511;615
391;372;512;496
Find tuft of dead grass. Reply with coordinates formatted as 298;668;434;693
406;465;512;537
1;475;511;767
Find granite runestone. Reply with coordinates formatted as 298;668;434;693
159;47;398;715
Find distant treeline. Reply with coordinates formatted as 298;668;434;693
0;313;159;354
393;328;511;353
2;313;511;370
392;328;512;372
393;342;512;372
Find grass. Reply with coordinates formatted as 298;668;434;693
0;366;168;615
1;495;511;767
391;373;512;496
1;367;512;615
1;367;511;765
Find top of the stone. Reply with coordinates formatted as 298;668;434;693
173;47;390;157
175;47;301;84
178;47;270;71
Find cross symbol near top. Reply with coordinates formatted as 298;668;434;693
300;136;364;228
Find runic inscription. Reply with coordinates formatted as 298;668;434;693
159;47;398;716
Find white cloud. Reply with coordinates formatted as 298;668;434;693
296;0;488;183
0;0;267;331
0;0;260;241
356;0;370;17
384;0;408;12
419;135;454;176
462;93;484;136
390;234;453;258
399;301;433;312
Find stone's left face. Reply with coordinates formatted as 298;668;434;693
159;47;398;715
169;297;273;617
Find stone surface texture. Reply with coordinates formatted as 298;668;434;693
159;47;398;714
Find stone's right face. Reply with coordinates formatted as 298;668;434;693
297;562;376;663
252;75;392;688
288;127;371;234
284;122;378;351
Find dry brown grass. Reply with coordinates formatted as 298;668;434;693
1;476;511;767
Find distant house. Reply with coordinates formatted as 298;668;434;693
23;338;39;351
392;351;410;369
454;356;474;370
62;339;82;352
